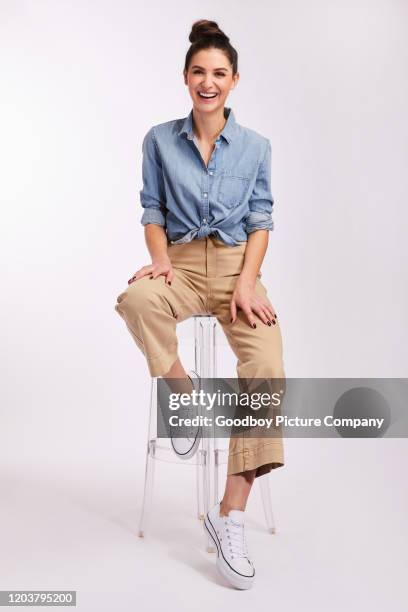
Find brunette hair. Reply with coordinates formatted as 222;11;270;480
184;19;238;75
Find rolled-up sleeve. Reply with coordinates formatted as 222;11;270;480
139;127;167;227
244;139;274;234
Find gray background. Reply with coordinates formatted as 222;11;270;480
1;1;407;610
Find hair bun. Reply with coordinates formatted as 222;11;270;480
189;19;229;44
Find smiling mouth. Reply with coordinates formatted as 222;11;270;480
197;92;218;99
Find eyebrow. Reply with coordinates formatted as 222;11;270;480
191;65;229;72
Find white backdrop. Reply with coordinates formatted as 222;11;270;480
1;1;407;610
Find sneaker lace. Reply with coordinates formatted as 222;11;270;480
225;518;249;560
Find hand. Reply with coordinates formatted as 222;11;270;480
128;256;174;285
230;276;277;328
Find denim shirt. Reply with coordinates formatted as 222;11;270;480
139;106;275;247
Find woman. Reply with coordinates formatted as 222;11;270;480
115;19;285;590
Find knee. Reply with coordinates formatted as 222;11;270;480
115;282;160;319
237;353;285;380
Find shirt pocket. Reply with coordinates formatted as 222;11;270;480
218;173;250;209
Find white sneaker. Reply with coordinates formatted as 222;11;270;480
170;370;202;460
204;502;255;590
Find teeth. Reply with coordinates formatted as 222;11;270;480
198;92;217;98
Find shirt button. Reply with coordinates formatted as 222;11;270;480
208;171;214;175
203;218;207;223
203;192;208;197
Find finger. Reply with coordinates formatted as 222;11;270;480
269;310;277;323
250;302;269;325
165;269;174;285
254;305;270;326
262;308;274;325
134;266;153;280
128;269;144;284
261;306;276;325
259;302;275;324
264;302;276;322
230;300;237;324
243;307;257;328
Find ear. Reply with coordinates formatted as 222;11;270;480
230;72;240;91
183;69;188;85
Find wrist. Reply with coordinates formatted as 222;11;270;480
237;271;256;288
152;253;170;265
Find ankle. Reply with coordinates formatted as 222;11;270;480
219;499;245;516
163;373;193;395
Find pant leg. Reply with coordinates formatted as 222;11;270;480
208;239;286;478
114;266;206;377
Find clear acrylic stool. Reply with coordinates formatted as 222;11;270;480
138;315;277;550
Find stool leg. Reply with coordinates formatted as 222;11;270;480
196;448;206;520
195;317;217;552
138;378;157;538
214;448;219;505
259;474;277;534
138;440;156;537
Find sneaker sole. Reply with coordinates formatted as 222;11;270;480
170;426;202;460
170;371;202;460
203;513;255;590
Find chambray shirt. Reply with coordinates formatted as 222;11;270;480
139;107;275;247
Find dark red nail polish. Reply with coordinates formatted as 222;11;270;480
272;320;276;325
168;281;171;286
252;323;256;329
267;321;271;326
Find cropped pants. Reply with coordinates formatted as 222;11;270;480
115;236;285;478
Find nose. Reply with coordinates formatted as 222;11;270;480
202;76;214;89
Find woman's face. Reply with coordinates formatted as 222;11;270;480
184;47;239;113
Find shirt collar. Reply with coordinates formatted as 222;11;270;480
178;106;237;144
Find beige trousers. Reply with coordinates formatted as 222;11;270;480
115;236;285;478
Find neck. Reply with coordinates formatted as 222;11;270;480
192;107;227;143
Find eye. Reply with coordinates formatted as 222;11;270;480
192;70;227;77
